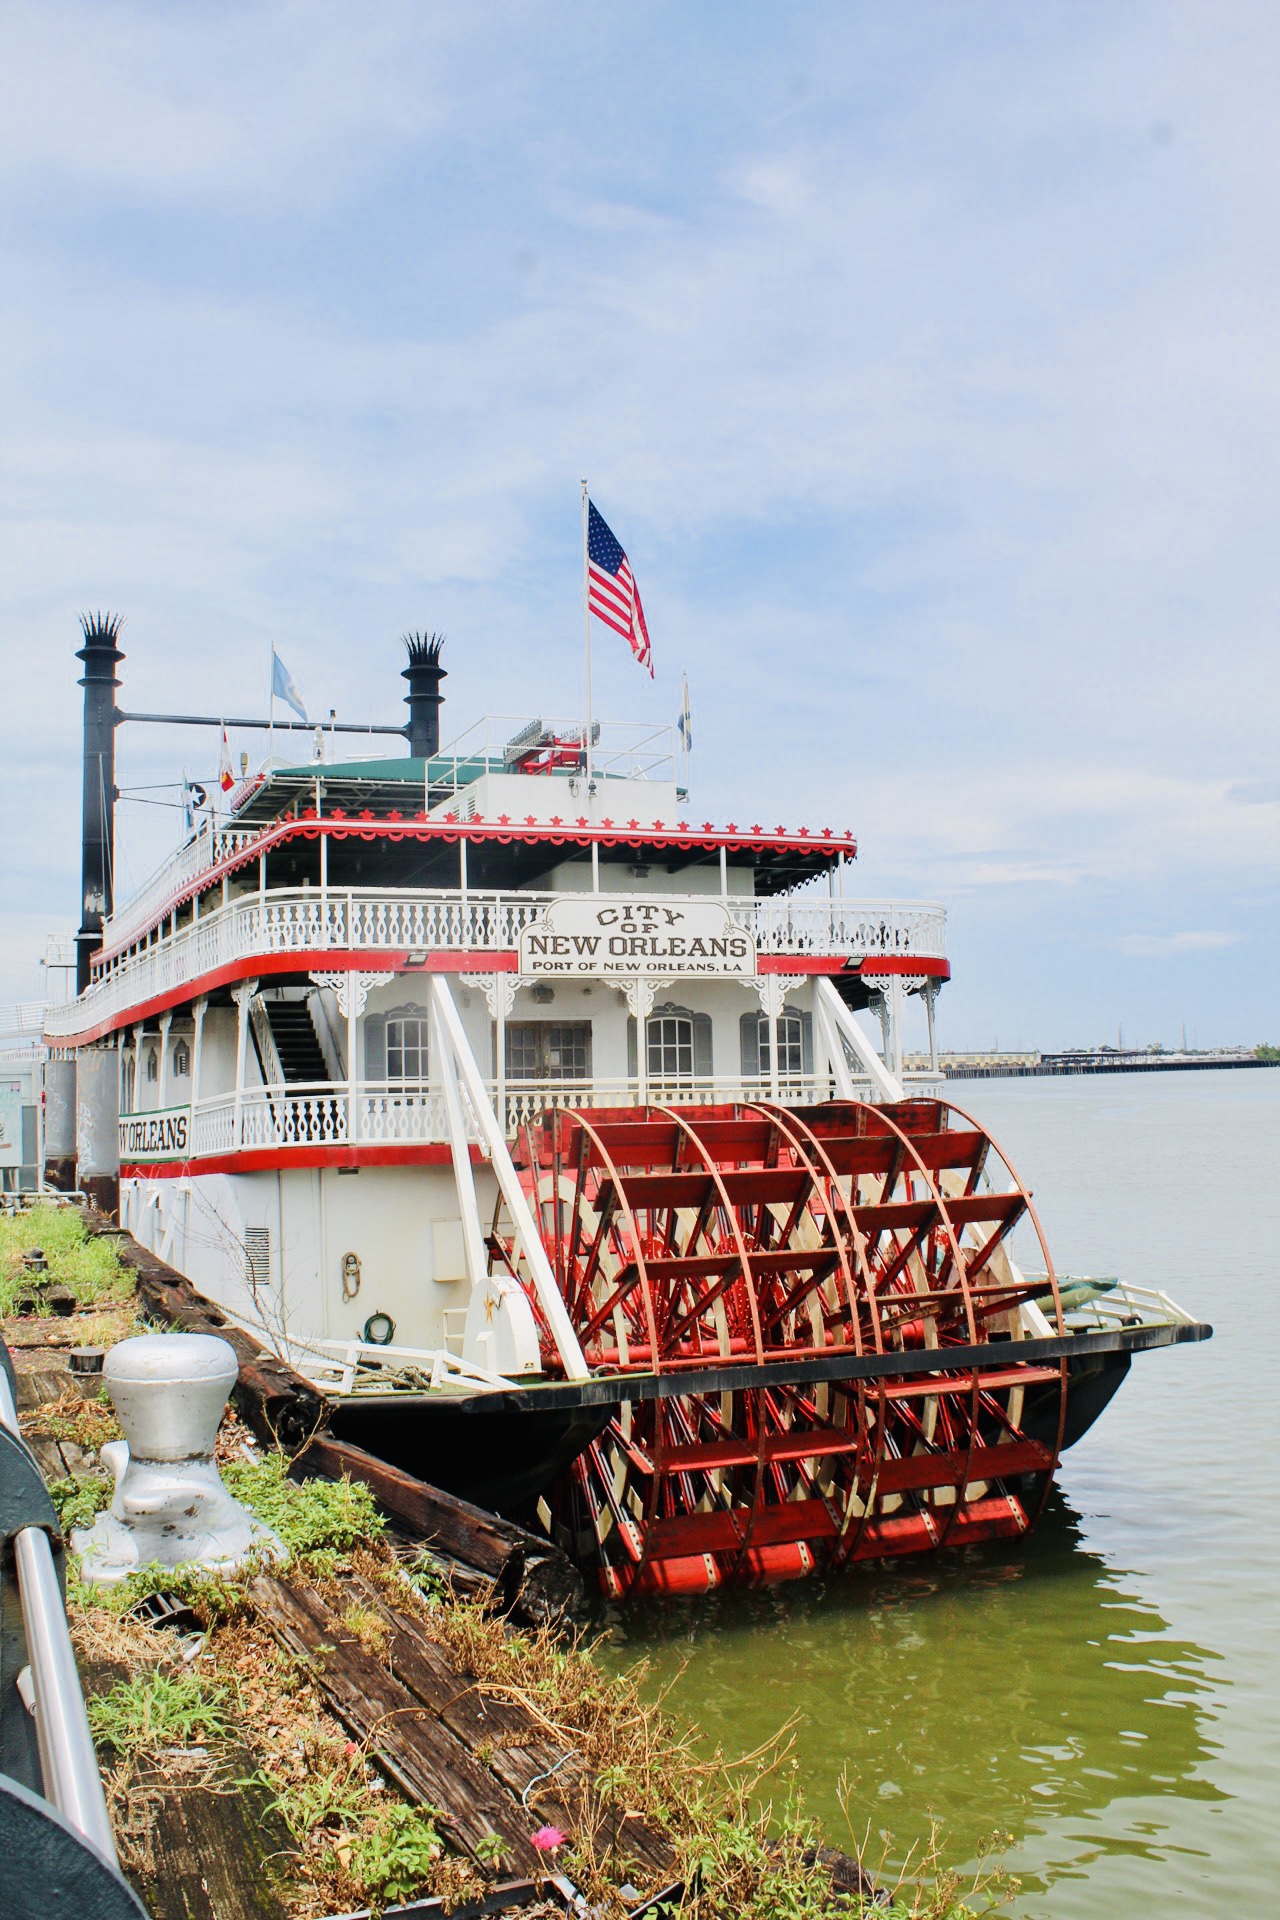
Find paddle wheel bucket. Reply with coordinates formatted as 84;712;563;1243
492;1097;1072;1597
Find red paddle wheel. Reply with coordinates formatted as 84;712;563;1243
493;1099;1069;1597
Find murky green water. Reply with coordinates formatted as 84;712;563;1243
599;1071;1280;1914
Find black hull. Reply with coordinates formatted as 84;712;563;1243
1023;1350;1132;1455
328;1394;614;1513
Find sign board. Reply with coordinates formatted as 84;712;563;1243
119;1106;192;1163
0;1082;23;1167
518;897;757;978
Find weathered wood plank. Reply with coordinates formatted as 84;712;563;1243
299;1434;584;1628
340;1569;676;1882
249;1576;538;1868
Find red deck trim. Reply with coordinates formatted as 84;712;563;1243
58;947;950;1045
95;815;857;966
858;957;951;980
121;1140;476;1178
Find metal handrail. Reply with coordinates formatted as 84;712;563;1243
0;1360;119;1865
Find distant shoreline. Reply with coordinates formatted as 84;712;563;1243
935;1054;1279;1081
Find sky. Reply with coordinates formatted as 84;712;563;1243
2;0;1277;1049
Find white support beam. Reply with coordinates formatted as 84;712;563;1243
815;976;905;1103
429;976;591;1380
429;995;490;1297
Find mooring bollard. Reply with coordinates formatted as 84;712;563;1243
73;1333;287;1585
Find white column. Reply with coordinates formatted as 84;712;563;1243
232;980;258;1148
889;974;905;1083
624;977;656;1107
319;826;329;941
925;981;938;1076
310;971;393;1147
157;1011;173;1107
191;997;208;1110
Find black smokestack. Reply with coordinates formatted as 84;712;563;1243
402;632;446;759
76;612;123;994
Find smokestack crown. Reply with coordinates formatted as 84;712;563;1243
402;631;446;759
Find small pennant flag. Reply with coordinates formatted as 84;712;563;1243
587;501;652;676
678;671;692;756
272;649;307;720
219;725;235;793
182;775;207;834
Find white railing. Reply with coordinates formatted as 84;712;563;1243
103;823;260;954
124;1063;951;1162
49;887;947;1041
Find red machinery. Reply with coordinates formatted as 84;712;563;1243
501;1098;1067;1596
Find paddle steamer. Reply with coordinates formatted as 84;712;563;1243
43;619;1210;1595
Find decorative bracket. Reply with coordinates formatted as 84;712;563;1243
461;973;519;1021
745;974;805;1019
620;977;657;1022
310;970;393;1020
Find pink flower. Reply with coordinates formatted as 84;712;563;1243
531;1825;566;1852
343;1742;358;1760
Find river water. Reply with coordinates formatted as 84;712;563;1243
600;1070;1280;1915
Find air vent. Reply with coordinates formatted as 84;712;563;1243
244;1227;270;1292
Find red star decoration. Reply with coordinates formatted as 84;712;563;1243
627;818;640;829
750;823;762;834
498;813;511;825
797;826;809;837
524;814;538;825
726;821;737;832
358;809;374;821
576;816;588;827
601;817;614;827
444;811;457;823
701;821;715;832
387;810;402;821
677;820;689;831
652;819;665;830
550;815;563;826
821;828;833;839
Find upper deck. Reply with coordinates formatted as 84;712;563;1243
48;717;947;1048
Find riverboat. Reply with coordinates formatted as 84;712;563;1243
42;617;1211;1595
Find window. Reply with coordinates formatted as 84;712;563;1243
365;1003;430;1085
386;1016;428;1082
145;1049;158;1083
505;1022;591;1080
633;1004;712;1087
172;1038;191;1078
648;1011;693;1080
740;1010;812;1080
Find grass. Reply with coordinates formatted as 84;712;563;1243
88;1668;232;1759
0;1204;134;1315
22;1387;122;1450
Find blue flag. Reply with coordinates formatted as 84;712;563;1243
678;671;692;755
272;650;307;721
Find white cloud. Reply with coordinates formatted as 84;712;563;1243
1115;931;1244;958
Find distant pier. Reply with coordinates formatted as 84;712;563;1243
914;1048;1280;1081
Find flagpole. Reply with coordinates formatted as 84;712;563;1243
267;645;275;767
581;479;594;794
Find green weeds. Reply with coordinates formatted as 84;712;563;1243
350;1803;445;1907
49;1472;112;1533
88;1668;231;1758
222;1451;385;1556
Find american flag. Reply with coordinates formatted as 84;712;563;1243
587;501;652;676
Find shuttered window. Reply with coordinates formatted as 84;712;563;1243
505;1023;591;1080
740;1010;812;1078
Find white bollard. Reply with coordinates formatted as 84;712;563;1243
73;1333;287;1586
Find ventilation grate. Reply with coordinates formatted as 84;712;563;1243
244;1226;271;1292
